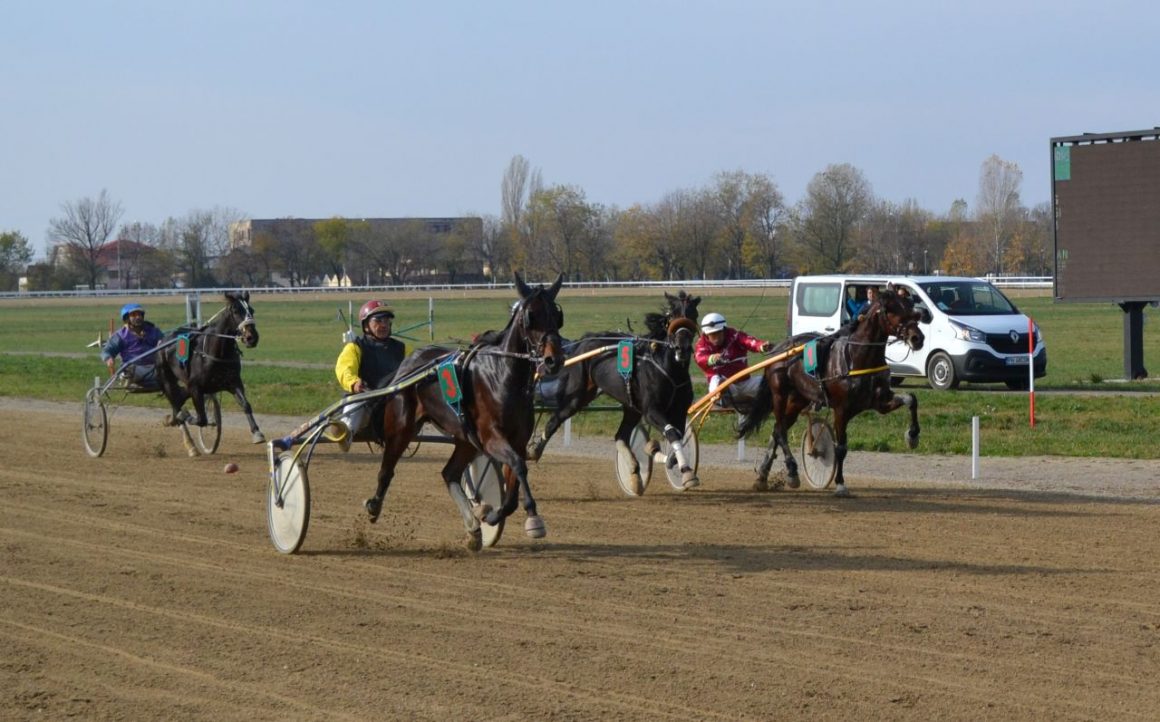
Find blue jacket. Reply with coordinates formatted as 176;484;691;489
101;323;165;367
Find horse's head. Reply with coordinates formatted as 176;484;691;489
870;288;923;351
223;291;259;348
664;290;701;324
666;317;698;364
513;272;565;375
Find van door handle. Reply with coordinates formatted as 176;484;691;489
824;326;836;332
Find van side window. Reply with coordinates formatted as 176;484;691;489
796;283;841;317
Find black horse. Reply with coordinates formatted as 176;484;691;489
363;273;565;551
156;291;265;456
739;286;925;496
528;291;701;492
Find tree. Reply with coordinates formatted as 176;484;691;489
524;185;600;279
711;170;785;279
48;189;123;289
314;217;352;279
788;164;873;273
0;230;34;291
976;154;1023;275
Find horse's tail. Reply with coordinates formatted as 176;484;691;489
735;373;773;438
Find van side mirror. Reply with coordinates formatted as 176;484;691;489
920;308;933;324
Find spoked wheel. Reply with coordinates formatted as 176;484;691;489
82;387;108;458
267;452;310;554
462;455;505;548
664;425;699;490
190;394;222;455
800;418;837;490
614;424;653;497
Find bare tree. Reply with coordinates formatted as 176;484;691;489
0;230;34;291
501;155;531;232
48;189;123;289
976;154;1023;275
788;164;873;273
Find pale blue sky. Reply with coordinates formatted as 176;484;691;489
3;0;1156;257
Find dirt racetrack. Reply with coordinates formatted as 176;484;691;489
2;400;1159;721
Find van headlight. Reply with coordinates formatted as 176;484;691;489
1033;322;1043;345
949;320;986;343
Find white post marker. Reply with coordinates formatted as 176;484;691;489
563;418;572;447
737;437;746;461
971;415;980;480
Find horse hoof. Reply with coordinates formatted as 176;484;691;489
524;516;546;539
473;503;493;522
627;473;644;496
186;446;200;458
364;497;383;523
527;444;542;462
833;484;850;498
906;432;919;450
681;473;700;490
786;475;800;490
752;479;768;492
465;529;483;552
252;431;267;444
643;439;661;456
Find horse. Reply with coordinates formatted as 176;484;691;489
528;290;701;492
738;286;925;497
155;291;265;456
363;272;566;551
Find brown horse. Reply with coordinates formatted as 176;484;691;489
739;287;925;496
156;291;264;455
363;273;565;550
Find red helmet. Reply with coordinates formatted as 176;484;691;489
359;300;394;329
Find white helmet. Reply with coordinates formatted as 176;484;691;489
700;312;726;333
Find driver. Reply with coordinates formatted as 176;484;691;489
693;312;773;406
100;303;165;389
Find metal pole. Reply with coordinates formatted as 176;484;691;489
971;416;980;479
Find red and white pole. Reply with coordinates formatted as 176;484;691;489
1028;317;1036;428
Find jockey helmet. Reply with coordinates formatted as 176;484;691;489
120;303;145;321
700;312;726;334
358;300;394;330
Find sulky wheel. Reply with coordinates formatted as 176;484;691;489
267;452;311;554
800;418;837;490
82;387;109;458
190;394;223;455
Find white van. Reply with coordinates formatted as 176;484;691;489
788;274;1047;390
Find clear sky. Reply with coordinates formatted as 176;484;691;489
3;0;1156;257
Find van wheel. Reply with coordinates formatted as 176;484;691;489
1005;379;1030;390
890;376;904;387
927;352;959;390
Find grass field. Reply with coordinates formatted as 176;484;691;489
3;287;1160;457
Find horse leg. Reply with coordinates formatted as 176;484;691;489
178;419;199;457
528;409;563;462
613;410;645;495
230;382;266;444
441;442;484;551
364;399;415;523
481;447;544;539
189;387;209;427
832;413;851;498
660;423;698;489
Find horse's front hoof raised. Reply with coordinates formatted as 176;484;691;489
465;529;483;552
527;443;542;462
252;431;267;444
643;439;661;457
524;515;546;538
364;497;383;523
473;503;493;522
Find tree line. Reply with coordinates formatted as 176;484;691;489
1;153;1050;292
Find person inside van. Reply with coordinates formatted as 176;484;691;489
846;286;869;320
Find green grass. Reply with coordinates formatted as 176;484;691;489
3;289;1160;458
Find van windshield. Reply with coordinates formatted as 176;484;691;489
919;281;1019;315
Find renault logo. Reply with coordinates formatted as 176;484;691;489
1009;330;1019;343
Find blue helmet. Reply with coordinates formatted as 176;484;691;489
120;303;145;321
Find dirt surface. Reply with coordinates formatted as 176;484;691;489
2;399;1159;721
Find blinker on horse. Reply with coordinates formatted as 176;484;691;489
363;273;565;551
156;291;266;456
739;286;924;496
